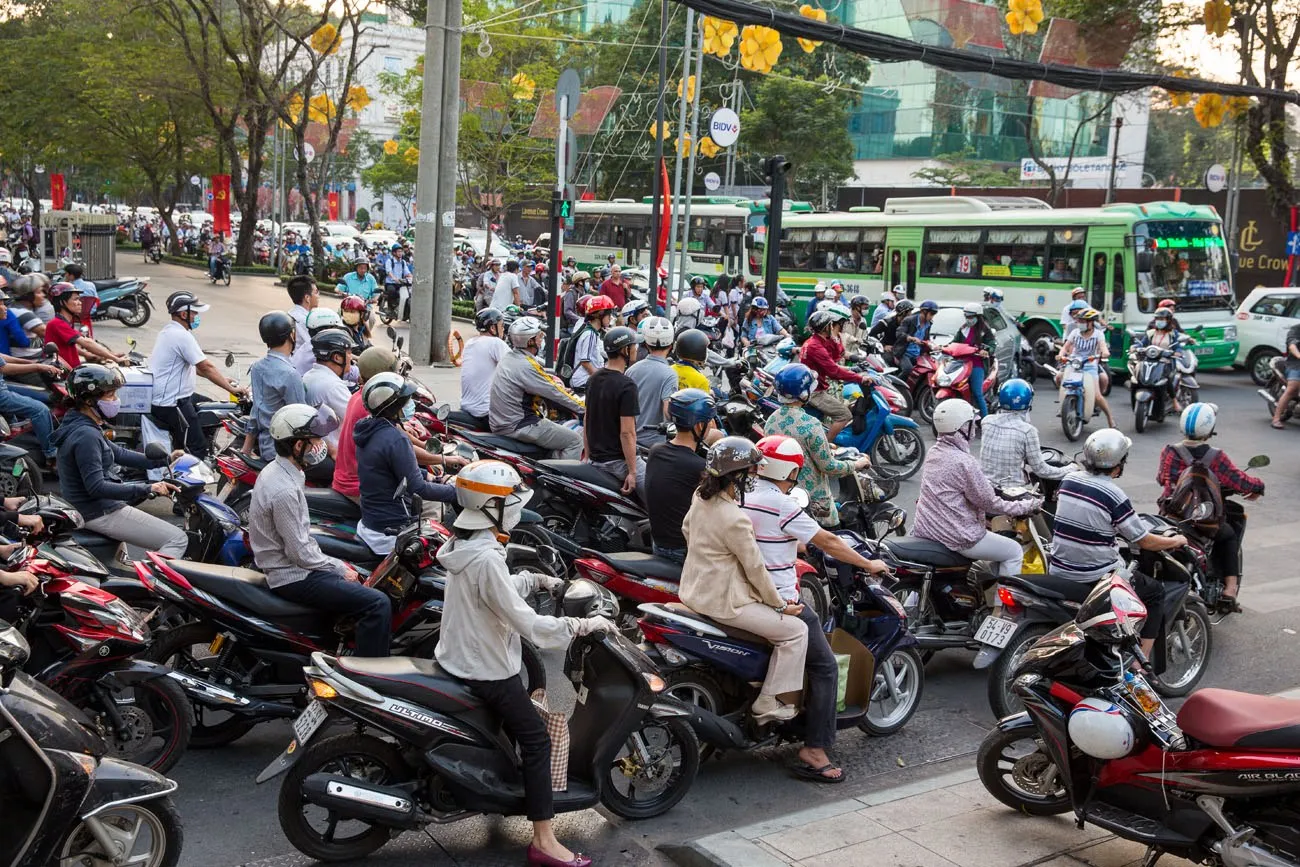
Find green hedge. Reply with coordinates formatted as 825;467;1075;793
278;274;340;291
161;254;278;275
452;300;474;318
118;241;142;251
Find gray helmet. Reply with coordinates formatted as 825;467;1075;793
507;316;544;349
705;435;765;479
1081;428;1132;471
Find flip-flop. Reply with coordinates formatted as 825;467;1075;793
792;761;845;784
1272;421;1286;430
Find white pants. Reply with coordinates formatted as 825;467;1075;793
959;531;1024;578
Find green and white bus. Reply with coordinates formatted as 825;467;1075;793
777;196;1240;370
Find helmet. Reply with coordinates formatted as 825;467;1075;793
690;276;707;288
933;398;977;435
755;435;804;482
807;310;834;333
166;291;209;316
668;388;717;429
1180;402;1217;440
1157;298;1177;311
49;282;82;307
603;325;641;356
1082;428;1132;471
773;363;817;404
876;291;894;304
823;303;851;322
1072;286;1087;297
750;297;769;310
675;297;703;320
1076;307;1102;323
357;346;397;380
988;288;1005;301
918;300;939;313
812;283;827;296
352;256;369;267
1068;697;1141;760
1153;308;1174;321
391;243;403;251
305;308;343;335
639;316;674;348
259;311;296;347
1068;299;1088;314
270;403;338;444
621;298;650;319
311;327;355;363
508;315;544;349
362;372;418;417
998;379;1034;412
674;329;709;364
572;270;591;283
962;302;983;318
474;307;504;332
895;299;915;316
451;460;534;532
705;435;765;479
68;364;122;404
0;248;10;264
559;577;619;619
340;295;367;314
584;294;615;318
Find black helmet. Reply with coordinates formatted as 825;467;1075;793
166;291;209;316
69;364;123;404
259;311;296;347
311;327;355;363
674;328;709;364
474;307;504;332
895;299;915;316
603;325;642;356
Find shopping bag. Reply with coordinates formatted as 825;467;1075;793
834;653;852;712
531;689;570;792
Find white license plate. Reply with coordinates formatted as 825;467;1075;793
293;700;328;743
974;615;1018;648
1193;346;1214;356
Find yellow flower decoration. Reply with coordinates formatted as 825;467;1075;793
1165;71;1191;108
648;120;671;140
308;94;337;124
510;72;536;101
345;85;371;112
739;25;783;74
1203;0;1231;37
311;23;340;55
1193;93;1227;128
677;75;696;103
402;146;420;166
383;139;399;156
1005;0;1044;35
700;17;739;58
1225;95;1252;119
698;136;721;158
678;133;692;158
797;4;826;53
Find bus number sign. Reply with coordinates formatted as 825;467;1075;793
956;254;973;274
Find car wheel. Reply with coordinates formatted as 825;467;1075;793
1249;348;1280;387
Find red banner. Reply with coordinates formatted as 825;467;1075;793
211;174;231;235
327;191;340;221
50;174;66;210
654;158;671;308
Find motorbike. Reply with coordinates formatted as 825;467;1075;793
378;277;411;324
0;415;43;497
90;277;153;328
931;342;1001;415
1127;334;1199;433
1051;355;1100;442
0;621;184;867
977;568;1300;867
258;582;699;862
1258;355;1297;423
145;242;164;264
902;338;947;424
208;255;232;286
830;381;925;479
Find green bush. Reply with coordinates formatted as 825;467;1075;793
118;241;142;251
452;300;474;319
161;254;277;275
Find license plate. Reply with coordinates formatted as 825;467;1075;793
1193;346;1213;356
293;700;328;743
974;615;1018;648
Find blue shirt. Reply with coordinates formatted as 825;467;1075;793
248;350;307;460
71;277;98;299
340;271;379;300
743;316;779;342
906;320;931;357
384;257;412;285
0;310;31;356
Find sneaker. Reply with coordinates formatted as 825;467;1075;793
752;694;797;723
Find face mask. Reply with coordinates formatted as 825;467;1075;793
189;314;201;331
1156;321;1169;330
96;397;121;419
400;400;415;421
301;440;328;467
964;316;978;326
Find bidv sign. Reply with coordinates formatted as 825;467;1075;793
709;108;740;147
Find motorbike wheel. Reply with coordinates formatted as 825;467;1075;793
15;455;41;497
146;622;257;748
799;572;832;624
120;297;151;328
58;797;184;867
89;667;194;773
227;491;253;525
600;717;701;820
859;647;924;736
914;386;936;425
1134;400;1150;434
1249;349;1279;387
1178;384;1199;408
1061;396;1083;442
279;733;410;862
870;428;925;480
975;726;1070;816
1151;600;1212;697
986;624;1053;720
222;268;232;287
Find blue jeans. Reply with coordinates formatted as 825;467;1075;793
652;543;686;564
969;364;988;417
0;386;54;457
208;255;220;277
272;568;392;656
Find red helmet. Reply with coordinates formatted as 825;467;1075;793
340;295;367;313
755;435;805;482
584;294;615;317
1157;299;1177;311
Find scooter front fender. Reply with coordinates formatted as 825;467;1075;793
98;660;174;691
1133;390;1154;403
882;413;919;433
77;754;177;819
934;387;957;401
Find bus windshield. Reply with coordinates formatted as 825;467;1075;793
1135;220;1234;313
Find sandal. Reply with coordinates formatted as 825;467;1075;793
1217;596;1242;615
1272;420;1286;430
792;761;845;784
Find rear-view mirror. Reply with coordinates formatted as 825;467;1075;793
396;336;405;351
386;326;397;341
434;403;450;421
225;352;235;368
43;342;58;358
1247;455;1270;469
1135;251;1153;273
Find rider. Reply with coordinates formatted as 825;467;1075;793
620;298;650;332
1060;286;1087;333
843;295;872;357
52;365;188;557
764;363;871;528
380;244;412;311
800;306;863;441
871;289;898;328
739;297;787;349
303;327;355;457
951;302;998;417
680;436;809;724
489;316;584;459
1058;307;1115;427
491;259;524;310
354;373;457;555
435;460;610;867
913;399;1043;576
0;330;62;464
645;389;719;563
339;256;379;304
985;287;1005;313
45;283;129;368
207;232;227;280
571;294;614;392
896;299;938;378
250;403;391;657
244;311;311;470
671;328;713;395
1050;428;1189;657
583;326;644;496
1156;403;1264;613
868;297;913;360
339;294;370;345
460;307;508;429
628;316;678;449
980;379;1072;486
673;295;704;333
1272;320;1300;429
1135;307;1188;412
286;275;321;375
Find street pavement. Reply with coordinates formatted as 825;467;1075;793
112;262;1300;867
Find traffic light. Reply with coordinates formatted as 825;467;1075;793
761;155;791;307
552;198;574;220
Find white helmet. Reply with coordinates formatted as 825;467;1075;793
508;315;544;349
932;398;976;435
879;289;896;302
451;460;534;533
639;315;674;348
269;403;338;444
306;308;343;334
755;435;805;482
1179;402;1217;441
362;371;416;417
1068;697;1138;759
1082;428;1132;471
675;296;702;319
962;302;983;317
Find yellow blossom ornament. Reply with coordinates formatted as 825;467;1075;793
345;85;371;112
1193;93;1226;128
403;146;420;166
1203;0;1231;37
677;75;696;103
383;139;399;156
648;120;672;140
678;133;692;158
510;72;536;101
1165;71;1191;108
308;94;337;124
739;25;782;73
698;136;721;158
797;4;826;53
311;23;340;55
700;17;739;58
1005;0;1044;35
1225;95;1252;119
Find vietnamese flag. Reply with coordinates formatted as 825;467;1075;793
211;174;232;234
327;191;340;221
50;174;67;210
653;157;670;273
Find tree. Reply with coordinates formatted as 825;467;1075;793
911;148;1021;187
740;75;855;203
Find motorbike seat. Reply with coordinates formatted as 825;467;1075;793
1178;688;1300;750
540;460;625;494
457;429;549;459
92;278;134;291
313;531;381;566
165;559;325;623
594;551;682;582
446;409;488;432
882;536;972;568
304;488;363;522
334;656;484;715
240;452;269;472
662;602;770;646
1001;573;1091;603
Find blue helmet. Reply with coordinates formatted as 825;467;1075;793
998;378;1034;412
773;363;817;404
750;296;769;310
919;300;939;312
668;388;717;429
1068;299;1088;313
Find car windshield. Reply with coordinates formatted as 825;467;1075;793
1136;220;1234;313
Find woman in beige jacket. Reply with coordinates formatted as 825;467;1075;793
679;436;809;723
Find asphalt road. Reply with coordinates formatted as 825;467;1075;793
114;262;1300;867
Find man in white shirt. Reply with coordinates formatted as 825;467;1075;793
490;259;523;310
459;307;508;425
302;328;355;453
149;291;246;456
286;275;320;375
1059;286;1087;336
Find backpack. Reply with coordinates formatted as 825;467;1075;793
1159;444;1224;535
555;323;591;386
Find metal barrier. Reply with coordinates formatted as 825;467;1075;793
40;211;119;279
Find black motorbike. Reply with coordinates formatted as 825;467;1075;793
1126;333;1196;433
258;581;699;862
208;255;232;286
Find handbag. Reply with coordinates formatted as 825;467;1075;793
531;689;570;792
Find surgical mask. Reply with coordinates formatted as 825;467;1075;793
96;397;121;419
400;400;415;421
302;441;328;467
964;316;978;326
189;314;201;331
1155;321;1170;330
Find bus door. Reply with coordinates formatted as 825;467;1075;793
724;231;744;275
1089;249;1127;360
623;227;642;267
887;248;912;298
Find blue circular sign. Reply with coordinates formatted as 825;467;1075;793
1036;294;1045;306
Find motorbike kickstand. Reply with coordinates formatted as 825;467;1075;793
1140;847;1163;867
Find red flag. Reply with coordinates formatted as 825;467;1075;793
50;174;66;210
211;174;232;234
327;191;340;221
654;157;670;272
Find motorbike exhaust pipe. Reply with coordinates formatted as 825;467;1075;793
301;773;420;827
1258;389;1278;411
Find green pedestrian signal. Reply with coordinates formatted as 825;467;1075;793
553;199;574;220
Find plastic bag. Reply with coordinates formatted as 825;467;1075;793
834;653;852;712
531;689;570;792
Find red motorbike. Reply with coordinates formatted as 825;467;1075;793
901;338;946;424
979;567;1300;866
929;342;1000;416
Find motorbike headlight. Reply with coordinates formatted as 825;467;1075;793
935;372;953;387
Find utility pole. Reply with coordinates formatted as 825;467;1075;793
1104;115;1123;205
676;18;705;285
762;155;789;309
648;0;669;307
434;0;463;365
665;8;694;289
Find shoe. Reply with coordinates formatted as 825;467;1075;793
752;694;797;723
526;844;592;867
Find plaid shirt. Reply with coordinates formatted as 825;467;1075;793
1157;444;1265;500
979;412;1071;486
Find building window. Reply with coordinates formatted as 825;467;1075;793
383;55;403;74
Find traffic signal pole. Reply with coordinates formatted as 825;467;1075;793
763;155;789;309
545;95;572;366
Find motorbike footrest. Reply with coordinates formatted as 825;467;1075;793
1082;802;1195;847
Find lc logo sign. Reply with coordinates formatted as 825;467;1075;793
709;108;740;147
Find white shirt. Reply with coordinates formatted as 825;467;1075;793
570;327;604;389
303;364;352;447
740;479;822;600
459;334;507;417
149;321;205;406
491;271;522;310
1060;302;1082;338
289;305;313;375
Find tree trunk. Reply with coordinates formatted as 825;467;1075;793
295;128;323;275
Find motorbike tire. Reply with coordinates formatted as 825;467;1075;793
975;726;1071;816
1061;396;1083;442
279;733;410;862
226;490;252;526
91;666;194;773
146;622;257;748
870;428;925;480
1151;600;1212;698
1134;400;1150;434
859;647;925;736
600;717;701;820
1178;384;1199;408
120;297;151;328
58;797;184;867
986;624;1054;720
222;268;232;287
799;572;833;624
914;385;936;425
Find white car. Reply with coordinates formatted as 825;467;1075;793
282;222;311;238
322;221;361;240
360;229;400;248
1234;287;1300;385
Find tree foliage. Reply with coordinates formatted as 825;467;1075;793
911;149;1021;187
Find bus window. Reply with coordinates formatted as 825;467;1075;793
779;228;815;271
922;229;981;278
982;228;1047;279
1111;254;1125;313
862;229;886;274
1047;228;1086;282
906;251;917;298
889;249;901;288
817;229;860;273
1089;253;1108;311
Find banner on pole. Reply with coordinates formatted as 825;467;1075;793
50;174;66;210
327;191;340;221
211;175;232;234
654;158;670;274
